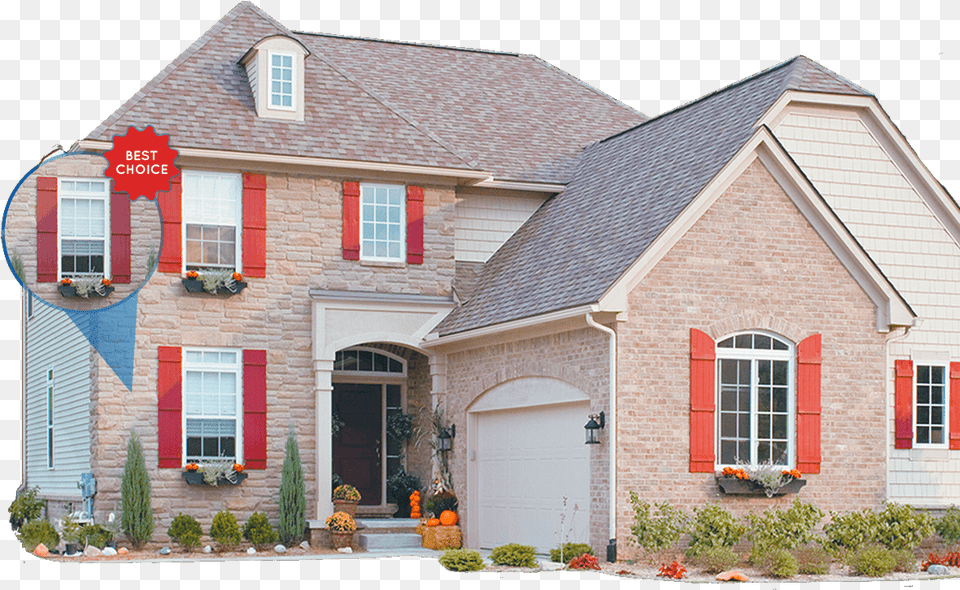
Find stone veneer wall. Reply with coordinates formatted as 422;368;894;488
615;159;888;559
88;171;456;541
5;153;161;310
443;328;611;555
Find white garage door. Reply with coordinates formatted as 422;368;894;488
475;401;590;552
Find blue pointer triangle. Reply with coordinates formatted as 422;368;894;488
64;292;138;392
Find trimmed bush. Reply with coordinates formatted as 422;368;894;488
822;509;879;555
848;544;897;577
875;502;934;551
167;513;203;552
696;545;740;573
8;487;44;532
891;548;918;573
17;519;59;552
760;549;799;579
243;512;278;550
746;499;823;560
629;493;688;554
686;503;744;558
79;524;113;549
792;544;831;575
278;428;306;546
210;510;242;552
935;505;960;546
490;543;538;568
550;542;594;563
120;431;154;548
439;548;485;572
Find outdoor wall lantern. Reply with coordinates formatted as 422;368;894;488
584;411;605;445
438;424;456;452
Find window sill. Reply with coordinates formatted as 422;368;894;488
58;284;114;298
716;476;806;496
360;259;406;269
182;470;247;486
181;278;247;296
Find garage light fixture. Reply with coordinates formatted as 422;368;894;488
438;424;456;452
584;411;605;445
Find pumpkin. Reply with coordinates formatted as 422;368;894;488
439;510;458;526
426;518;441;527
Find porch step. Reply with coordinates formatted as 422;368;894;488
356;504;399;519
355;518;419;534
360;532;423;551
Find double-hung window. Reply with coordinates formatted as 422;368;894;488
716;332;794;468
360;183;405;261
59;179;109;278
269;52;294;110
916;364;947;446
183;348;242;463
182;171;242;272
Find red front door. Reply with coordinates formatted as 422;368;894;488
333;383;382;505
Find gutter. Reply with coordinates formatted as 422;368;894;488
584;312;617;562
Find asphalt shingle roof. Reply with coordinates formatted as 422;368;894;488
87;2;646;184
435;57;872;336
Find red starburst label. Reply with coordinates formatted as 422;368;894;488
103;126;179;201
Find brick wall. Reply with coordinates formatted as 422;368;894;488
616;159;887;559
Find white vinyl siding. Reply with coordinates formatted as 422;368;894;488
245;56;258;106
455;194;545;262
24;303;92;498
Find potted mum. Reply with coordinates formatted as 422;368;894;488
325;511;356;549
332;484;361;517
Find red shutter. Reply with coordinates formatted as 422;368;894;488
243;349;267;469
406;185;424;264
796;334;822;474
156;175;182;273
689;328;715;472
895;360;914;450
157;346;183;468
110;192;131;283
242;173;267;278
949;363;960;450
342;181;360;260
36;177;58;282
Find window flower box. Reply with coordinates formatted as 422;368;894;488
182;462;247;486
182;470;247;486
181;271;246;296
58;278;114;298
716;476;806;496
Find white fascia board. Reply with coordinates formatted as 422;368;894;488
599;127;915;332
759;90;960;250
421;304;598;352
471;178;567;193
76;140;492;184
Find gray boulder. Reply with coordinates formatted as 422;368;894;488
159;546;171;555
928;564;949;576
83;546;102;557
274;544;287;553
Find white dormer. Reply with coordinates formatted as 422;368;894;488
239;35;310;122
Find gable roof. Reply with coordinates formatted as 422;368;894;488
435;57;875;336
85;1;645;184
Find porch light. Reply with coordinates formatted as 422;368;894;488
438;424;456;452
584;411;605;445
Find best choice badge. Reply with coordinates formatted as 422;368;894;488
104;125;179;200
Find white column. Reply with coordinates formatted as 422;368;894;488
315;359;334;521
428;353;447;485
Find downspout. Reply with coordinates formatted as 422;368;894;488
585;312;617;562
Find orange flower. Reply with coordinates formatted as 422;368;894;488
186;271;199;279
60;278;72;285
185;463;199;471
233;463;244;473
101;278;112;286
232;272;243;282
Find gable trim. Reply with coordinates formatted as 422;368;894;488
598;126;915;332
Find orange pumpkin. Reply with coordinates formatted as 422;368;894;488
439;510;458;526
426;518;441;527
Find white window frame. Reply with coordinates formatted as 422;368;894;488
57;178;110;280
268;50;296;112
181;347;243;465
26;292;33;319
180;170;243;274
359;183;406;263
715;330;796;470
914;363;949;448
46;367;54;469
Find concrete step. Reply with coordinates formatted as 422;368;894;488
355;518;419;534
359;532;423;550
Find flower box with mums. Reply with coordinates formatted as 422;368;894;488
181;269;247;296
58;277;114;298
716;466;806;497
182;462;248;486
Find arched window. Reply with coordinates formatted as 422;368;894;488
716;331;794;468
334;347;406;376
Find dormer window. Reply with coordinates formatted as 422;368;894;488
239;35;309;122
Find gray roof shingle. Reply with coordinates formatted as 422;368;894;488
435;56;872;336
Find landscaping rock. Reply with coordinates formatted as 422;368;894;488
32;543;49;557
102;547;118;556
118;548;128;555
247;547;256;554
84;546;102;558
203;545;212;553
299;541;310;550
338;547;352;554
717;570;749;582
927;564;949;576
274;544;287;553
159;547;171;555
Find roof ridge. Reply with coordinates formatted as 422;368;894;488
87;2;264;140
525;55;648;122
788;55;874;97
294;30;520;57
